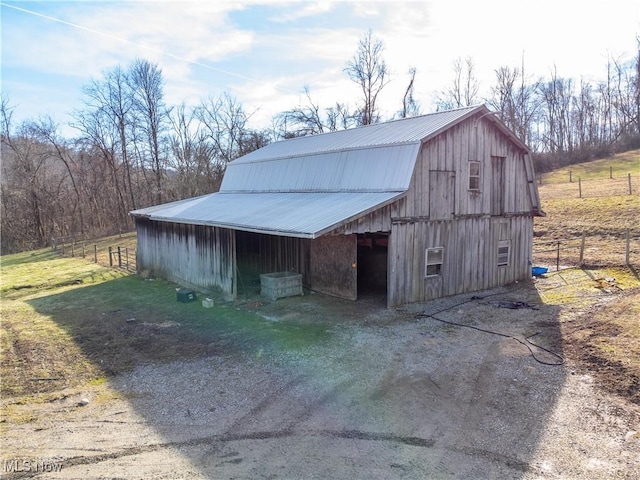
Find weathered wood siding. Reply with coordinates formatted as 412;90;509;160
385;114;537;306
135;218;236;297
309;234;357;300
236;231;310;281
401;116;536;218
388;215;533;306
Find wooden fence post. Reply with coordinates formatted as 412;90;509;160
556;241;561;272
71;242;75;257
117;246;122;268
579;232;586;266
108;247;113;266
610;166;613;179
578;177;582;198
94;244;97;263
569;170;572;183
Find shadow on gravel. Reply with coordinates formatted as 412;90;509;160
26;278;567;479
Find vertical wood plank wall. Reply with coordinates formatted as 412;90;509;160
387;115;537;307
235;231;310;282
135;218;236;297
309;234;358;300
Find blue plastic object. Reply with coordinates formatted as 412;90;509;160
532;266;548;277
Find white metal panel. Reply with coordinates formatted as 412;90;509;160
234;105;482;165
221;143;420;192
131;191;406;238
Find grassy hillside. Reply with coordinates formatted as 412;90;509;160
534;149;640;267
540;149;640;184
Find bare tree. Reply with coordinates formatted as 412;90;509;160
399;67;420;118
72;66;135;229
344;30;390;125
196;93;263;189
168;103;216;198
488;59;541;148
128;59;169;205
435;56;480;110
277;87;355;138
1;100;73;251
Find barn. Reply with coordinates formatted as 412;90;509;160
130;104;543;307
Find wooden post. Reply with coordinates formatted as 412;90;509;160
626;229;631;265
108;246;113;266
117;246;122;268
610;166;613;179
125;248;129;270
71;242;75;257
579;232;586;266
629;173;632;195
94;244;98;263
578;177;582;198
569;170;572;183
556;241;561;272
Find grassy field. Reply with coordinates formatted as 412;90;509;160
533;150;640;267
0;249;329;400
534;149;640;404
1;150;639;407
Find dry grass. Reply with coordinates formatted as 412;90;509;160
534;150;640;404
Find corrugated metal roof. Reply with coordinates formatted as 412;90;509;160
130;105;517;238
221;143;419;192
233;105;483;164
131;191;405;238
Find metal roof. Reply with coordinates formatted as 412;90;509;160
131;105;532;237
131;191;405;239
233;105;483;165
221;143;420;192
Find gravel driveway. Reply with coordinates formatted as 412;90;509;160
3;281;639;479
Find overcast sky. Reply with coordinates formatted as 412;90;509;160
2;0;639;136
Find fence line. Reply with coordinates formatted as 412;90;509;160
537;172;639;198
533;229;639;271
51;237;137;273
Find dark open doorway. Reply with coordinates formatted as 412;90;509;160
357;233;389;300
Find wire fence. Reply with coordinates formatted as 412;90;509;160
533;229;639;271
51;234;137;273
537;172;639;199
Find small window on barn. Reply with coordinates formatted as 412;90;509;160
425;247;444;277
497;240;511;266
468;161;481;191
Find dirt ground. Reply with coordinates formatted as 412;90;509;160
2;277;640;479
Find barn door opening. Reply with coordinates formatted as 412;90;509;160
357;233;389;299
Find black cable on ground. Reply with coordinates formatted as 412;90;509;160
415;293;565;367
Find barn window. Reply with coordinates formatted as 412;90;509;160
468;161;481;191
497;240;511;266
425;247;444;277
